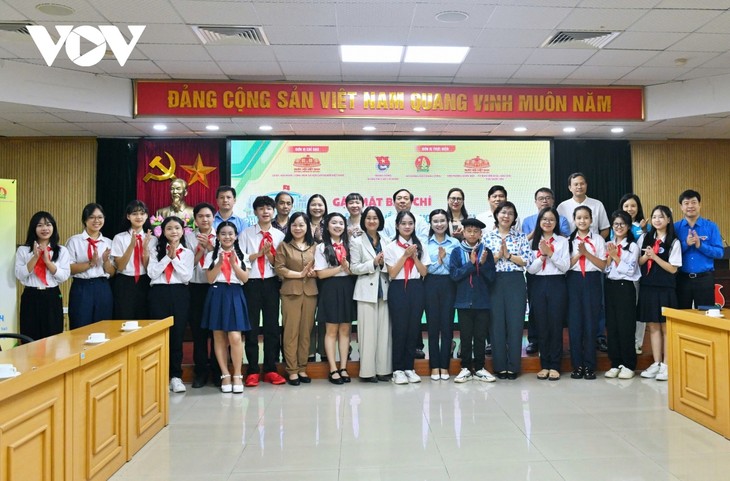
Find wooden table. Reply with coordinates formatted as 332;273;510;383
0;318;172;481
665;308;730;438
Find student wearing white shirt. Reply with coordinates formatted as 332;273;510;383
566;206;607;380
15;211;71;341
66;203;116;329
604;211;641;380
384;211;431;385
526;207;569;381
147;216;194;393
111;200;153;320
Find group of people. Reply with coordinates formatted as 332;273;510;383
15;173;723;393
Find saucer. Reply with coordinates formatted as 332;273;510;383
707;314;724;318
121;326;141;332
85;338;109;345
0;371;21;379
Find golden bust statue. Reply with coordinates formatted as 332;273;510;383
156;178;195;219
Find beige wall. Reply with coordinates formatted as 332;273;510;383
0;137;97;321
632;140;730;239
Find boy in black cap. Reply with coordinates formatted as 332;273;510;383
449;218;497;382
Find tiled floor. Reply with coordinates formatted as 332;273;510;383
110;373;730;481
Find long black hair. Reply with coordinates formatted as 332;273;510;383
155;216;188;261
322;212;350;267
208;221;245;270
618;193;645;224
568;205;593;255
360;206;384;232
306;194;328;220
445;187;468;222
530;206;561;251
428;208;449;238
283;212;314;246
610;210;635;244
24;211;60;261
393;210;423;258
642;205;676;252
120;199;152;232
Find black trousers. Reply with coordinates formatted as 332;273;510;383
605;279;637;370
113;274;150;320
189;283;219;377
677;272;715;309
244;277;281;374
529;275;567;371
20;286;63;341
388;279;425;372
424;275;455;370
149;284;190;379
567;271;602;371
457;308;489;371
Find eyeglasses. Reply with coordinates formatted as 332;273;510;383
448;197;463;202
612;222;627;228
536;196;553;202
87;216;105;221
540;218;556;223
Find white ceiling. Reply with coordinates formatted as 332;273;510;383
1;0;730;139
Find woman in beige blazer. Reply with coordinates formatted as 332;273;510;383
275;212;318;385
350;206;392;382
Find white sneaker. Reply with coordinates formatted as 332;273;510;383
655;363;668;381
605;367;620;378
440;372;450;381
393;370;408;385
635;345;643;355
618;365;635;379
454;368;473;383
405;370;421;383
169;377;186;393
430;371;440;381
641;362;661;379
474;368;496;382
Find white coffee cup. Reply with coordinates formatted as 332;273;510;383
122;321;139;330
706;308;722;317
0;363;17;377
87;332;106;343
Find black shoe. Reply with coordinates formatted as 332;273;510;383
299;375;312;384
339;369;351;383
376;374;392;382
320;356;328;363
485;343;492;356
571;367;585;379
525;343;539;355
507;371;518;380
597;338;608;352
415;349;426;359
192;373;207;388
211;374;222;387
287;377;301;386
584;369;596;380
308;355;316;362
359;376;378;383
328;370;344;385
496;371;508;379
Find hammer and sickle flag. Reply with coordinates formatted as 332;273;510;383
143;151;176;182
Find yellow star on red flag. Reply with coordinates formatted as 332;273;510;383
180;153;217;188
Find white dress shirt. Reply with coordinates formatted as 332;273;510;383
66;231;113;279
240;223;285;279
147;245;194;285
111;230;152;276
15;245;71;288
185;229;216;284
383;236;431;280
526;235;570;275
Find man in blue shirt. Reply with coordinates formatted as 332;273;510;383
521;188;571;355
213;185;248;234
674;189;724;309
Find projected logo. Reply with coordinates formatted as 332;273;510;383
28;25;146;67
415;155;431;173
293;154;321;172
464;155;491;173
375;156;390;172
0;186;6;199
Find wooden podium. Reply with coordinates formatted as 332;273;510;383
0;318;173;481
665;308;730;438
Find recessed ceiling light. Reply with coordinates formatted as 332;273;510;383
340;45;403;63
413;127;426;132
36;3;75;16
404;46;469;64
205;125;220;131
563;126;576;133
259;125;273;131
611;127;624;133
514;127;527;132
435;11;469;23
363;126;376;131
153;124;167;131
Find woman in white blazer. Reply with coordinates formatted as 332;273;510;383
350;206;392;382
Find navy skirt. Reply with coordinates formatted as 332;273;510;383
317;276;356;324
202;282;251;332
637;285;676;323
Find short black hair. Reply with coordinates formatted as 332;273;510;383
567;172;586;185
346;192;364;204
193;202;216;217
678;189;701;204
216;185;236;198
488;185;507;197
252;195;275;209
392;189;413;202
81;203;105;225
534;187;555;199
275;191;293;203
360;206;384;232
